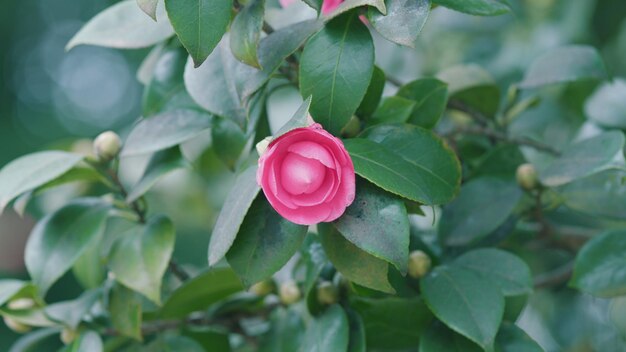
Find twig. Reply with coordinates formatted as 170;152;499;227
446;125;561;156
168;260;191;282
447;99;490;126
385;75;403;87
534;261;574;289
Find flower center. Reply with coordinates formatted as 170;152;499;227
280;153;326;195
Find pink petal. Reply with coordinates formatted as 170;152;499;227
288;141;336;169
280;153;326;195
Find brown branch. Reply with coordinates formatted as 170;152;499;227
534;261;574;289
168;261;191;282
447;99;490;126
446;125;561;156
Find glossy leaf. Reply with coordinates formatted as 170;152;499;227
127;147;188;202
367;0;430;47
420;323;482;352
346;310;366;352
208;165;261;266
64;331;103;352
333;179;410;273
25;198;110;294
137;0;159;20
439;178;522;246
352;297;433;350
454;249;533;296
370;96;416;125
585;79;626;129
300;13;375;135
539;131;625;187
318;224;395;293
8;328;62;352
109;216;175;304
571;230;626;297
274;96;313;137
324;0;387;19
259;307;305;352
145;335;205;351
109;283;142;340
230;0;265;68
431;0;510;16
226;196;308;286
438;64;500;117
0;151;83;212
160;268;243;318
0;280;30;307
396;78;448;128
301;305;349;352
212;117;248;170
421;265;505;350
357;66;386;117
559;170;626;221
164;0;232;67
44;289;101;329
519;45;607;89
346;124;461;205
495;323;543;352
66;0;173;50
122;109;213;156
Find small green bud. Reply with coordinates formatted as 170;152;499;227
279;281;301;305
516;163;539;191
341;116;361;138
93;131;122;161
408;250;432;279
316;281;339;305
3;317;31;333
61;328;77;345
250;279;276;296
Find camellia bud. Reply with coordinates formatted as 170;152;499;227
516;163;539;191
341;115;361;138
255;136;273;156
3;316;31;333
61;328;77;345
279;281;301;305
93;131;122;162
316;281;339;305
7;298;35;310
250;279;276;296
408;250;432;279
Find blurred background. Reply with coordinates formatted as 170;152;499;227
1;0;625;350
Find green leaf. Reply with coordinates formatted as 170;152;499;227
585;79;626;129
44;289;102;329
352;297;433;350
539;131;625;187
559;170;626;221
421;265;505;350
183;327;231;352
25;198;110;294
8;328;62;352
0;280;30;307
72;239;106;290
66;0;174;50
212;117;248;170
318;223;395;293
438;64;500;117
420;323;482;352
357;66;386;117
300;13;375;135
302;0;323;12
137;0;159;20
230;0;265;68
164;0;232;67
370;96;416;125
571;229;626;297
439;178;522;246
301;305;349;352
183;43;247;126
259;307;305;352
226;196;308;286
346;124;461;205
396;78;448;128
274;96;313;137
324;0;387;20
127;147;188;203
431;0;510;16
0;151;83;212
64;331;103;352
160;268;243;318
346;310;366;352
208;165;261;266
333;179;410;273
519;45;607;89
367;0;431;47
472;145;525;180
109;216;175;304
453;249;533;296
145;335;205;351
122;109;213;156
0;308;55;328
495;323;543;352
109;283;142;340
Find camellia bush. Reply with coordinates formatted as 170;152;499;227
1;0;626;351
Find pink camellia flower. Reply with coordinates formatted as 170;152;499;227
257;123;355;225
279;0;344;15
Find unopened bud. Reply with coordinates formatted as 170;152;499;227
516;163;539;191
316;281;339;305
3;317;31;333
341;116;361;138
255;136;273;156
408;250;432;279
8;298;35;310
93;131;122;162
61;328;77;345
250;279;276;296
279;281;301;305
